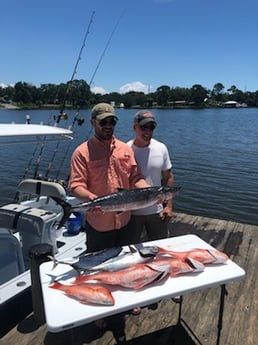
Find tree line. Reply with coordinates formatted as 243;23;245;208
1;80;258;109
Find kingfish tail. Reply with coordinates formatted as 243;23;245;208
50;196;72;229
170;186;182;197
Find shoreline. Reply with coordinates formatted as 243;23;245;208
0;103;21;110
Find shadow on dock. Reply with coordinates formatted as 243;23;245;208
124;322;200;345
43;318;200;345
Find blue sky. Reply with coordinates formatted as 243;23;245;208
1;0;257;94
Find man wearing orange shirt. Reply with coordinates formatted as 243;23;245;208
69;102;149;252
69;103;152;334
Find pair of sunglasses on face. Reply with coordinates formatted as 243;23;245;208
140;123;156;131
97;118;118;127
97;118;156;131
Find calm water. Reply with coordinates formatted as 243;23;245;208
1;107;258;226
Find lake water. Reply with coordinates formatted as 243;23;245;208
1;107;258;226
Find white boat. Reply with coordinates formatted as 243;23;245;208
0;121;86;307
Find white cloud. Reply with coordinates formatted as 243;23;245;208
0;83;14;88
91;82;153;95
119;81;151;94
91;86;108;95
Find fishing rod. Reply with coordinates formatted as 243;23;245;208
54;111;84;184
80;10;125;144
12;112;55;201
42;12;95;181
13;143;42;202
55;10;95;125
88;10;124;87
55;11;125;184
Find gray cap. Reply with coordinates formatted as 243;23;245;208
91;103;117;120
134;110;157;126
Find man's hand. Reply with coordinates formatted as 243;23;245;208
159;206;173;223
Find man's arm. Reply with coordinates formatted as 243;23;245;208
134;178;151;189
71;186;97;202
161;169;174;221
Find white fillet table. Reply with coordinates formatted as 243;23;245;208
39;234;245;343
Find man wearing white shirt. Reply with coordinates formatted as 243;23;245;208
127;110;174;242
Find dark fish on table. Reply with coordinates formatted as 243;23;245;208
51;186;181;229
88;245;159;272
49;246;122;274
49;281;115;305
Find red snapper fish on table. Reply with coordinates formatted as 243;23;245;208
48;244;229;306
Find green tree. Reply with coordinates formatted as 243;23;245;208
211;83;225;102
170;87;191;101
156;85;171;106
189;84;209;105
13;82;36;104
39;83;59;104
0;85;15;102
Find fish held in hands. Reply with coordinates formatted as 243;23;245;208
51;185;181;229
157;247;229;264
49;281;115;306
73;263;170;290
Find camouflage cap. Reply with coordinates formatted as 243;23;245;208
91;103;117;120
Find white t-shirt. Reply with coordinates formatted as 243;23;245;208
127;138;172;215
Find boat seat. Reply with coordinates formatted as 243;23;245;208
16;179;67;215
0;228;25;285
17;179;66;200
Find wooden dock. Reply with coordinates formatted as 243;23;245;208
1;212;257;345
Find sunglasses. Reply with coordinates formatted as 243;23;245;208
98;118;117;127
140;123;156;131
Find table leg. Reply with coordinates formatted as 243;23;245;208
216;284;228;345
176;295;183;324
177;295;203;345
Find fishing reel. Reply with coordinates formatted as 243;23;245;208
76;117;84;126
35;175;68;188
54;112;68;123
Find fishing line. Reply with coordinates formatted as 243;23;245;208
88;10;125;87
48;10;124;183
43;12;95;181
54;111;85;184
32;140;47;180
13;143;41;202
56;11;125;184
12;111;55;201
83;10;125;143
55;11;95;125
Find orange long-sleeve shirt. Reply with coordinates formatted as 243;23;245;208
69;135;145;231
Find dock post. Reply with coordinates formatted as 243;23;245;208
29;243;53;326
